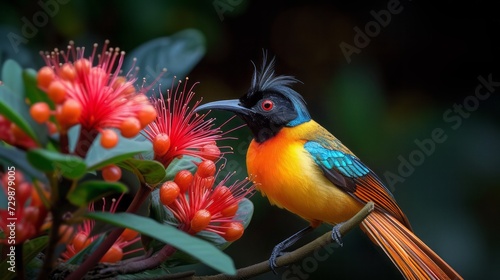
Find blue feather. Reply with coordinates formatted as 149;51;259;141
304;141;370;178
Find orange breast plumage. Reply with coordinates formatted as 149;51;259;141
245;121;362;225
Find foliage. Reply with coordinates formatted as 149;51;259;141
0;31;254;279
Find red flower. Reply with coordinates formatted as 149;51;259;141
34;40;158;150
0;115;37;149
0;171;48;244
61;194;142;263
159;160;255;242
143;79;235;167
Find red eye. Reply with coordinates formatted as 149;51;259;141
261;100;274;111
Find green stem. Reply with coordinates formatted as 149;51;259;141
37;172;70;280
65;182;153;280
73;128;98;158
60;132;69;154
38;205;62;280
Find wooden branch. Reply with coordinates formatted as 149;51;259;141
193;201;375;280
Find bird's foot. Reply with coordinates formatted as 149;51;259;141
268;226;314;274
331;222;344;247
269;244;286;274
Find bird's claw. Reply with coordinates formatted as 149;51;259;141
269;244;286;274
268;226;314;274
331;223;344;247
269;257;279;274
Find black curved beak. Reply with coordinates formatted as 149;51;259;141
195;99;253;117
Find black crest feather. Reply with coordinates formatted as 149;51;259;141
244;51;311;126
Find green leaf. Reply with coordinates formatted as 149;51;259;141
85;132;152;170
67;180;127;207
1;59;24;96
118;158;166;185
123;29;205;95
27;149;86;179
0;145;46;181
22;236;49;266
67;124;80;153
25;256;43;280
0;63;49;146
0;85;39;143
115;264;175;280
148;188;177;229
164;156;200;181
86;212;236;275
0;236;48;280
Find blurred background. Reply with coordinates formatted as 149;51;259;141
1;0;499;279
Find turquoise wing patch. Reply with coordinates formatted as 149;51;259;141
304;141;370;178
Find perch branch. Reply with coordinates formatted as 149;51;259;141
194;201;375;280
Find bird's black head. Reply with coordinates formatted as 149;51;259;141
196;55;311;143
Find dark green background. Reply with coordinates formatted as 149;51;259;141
1;0;499;279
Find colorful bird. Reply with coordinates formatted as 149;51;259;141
196;56;462;279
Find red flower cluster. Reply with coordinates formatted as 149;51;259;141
159;160;254;242
143;79;234;167
62;194;142;263
0;171;48;244
31;40;157;149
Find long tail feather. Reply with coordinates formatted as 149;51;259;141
360;211;463;280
